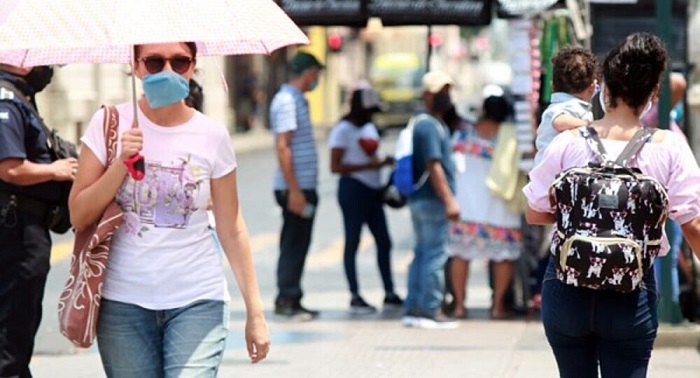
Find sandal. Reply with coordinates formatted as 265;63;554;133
490;309;515;320
452;307;468;320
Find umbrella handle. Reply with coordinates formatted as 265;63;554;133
124;153;145;181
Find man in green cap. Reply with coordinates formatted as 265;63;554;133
270;51;324;320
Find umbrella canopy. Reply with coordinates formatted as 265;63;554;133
0;0;309;67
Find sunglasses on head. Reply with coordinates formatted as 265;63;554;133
139;55;194;75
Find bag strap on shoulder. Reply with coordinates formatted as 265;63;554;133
581;126;610;166
614;128;656;167
408;113;446;139
581;126;655;168
101;105;120;166
407;113;447;190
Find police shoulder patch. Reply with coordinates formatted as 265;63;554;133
0;111;9;120
0;87;15;100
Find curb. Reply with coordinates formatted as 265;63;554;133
654;323;700;349
229;125;332;155
230;129;273;155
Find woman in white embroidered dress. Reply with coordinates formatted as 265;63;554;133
448;96;523;320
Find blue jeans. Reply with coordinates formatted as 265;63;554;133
97;299;229;378
653;220;682;303
405;198;449;317
337;176;394;296
541;258;658;378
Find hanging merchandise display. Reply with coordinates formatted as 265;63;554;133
498;0;559;16
508;19;538;172
506;6;579;172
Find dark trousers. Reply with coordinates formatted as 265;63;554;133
274;190;318;304
0;212;51;378
337;177;394;296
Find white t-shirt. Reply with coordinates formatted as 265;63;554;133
81;102;237;310
327;120;382;189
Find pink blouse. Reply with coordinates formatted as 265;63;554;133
523;129;700;255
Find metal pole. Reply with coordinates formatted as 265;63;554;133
427;24;432;72
656;0;683;325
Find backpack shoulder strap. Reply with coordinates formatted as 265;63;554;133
613;128;656;167
407;113;431;130
101;105;120;166
409;113;446;139
580;126;611;166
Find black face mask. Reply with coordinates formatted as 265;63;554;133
432;91;453;114
24;66;54;93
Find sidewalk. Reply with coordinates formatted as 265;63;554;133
30;252;700;378
29;311;700;378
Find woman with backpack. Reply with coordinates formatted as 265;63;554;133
524;32;700;377
328;85;402;314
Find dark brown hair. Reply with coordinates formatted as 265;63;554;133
602;33;667;110
551;46;597;94
482;96;511;123
133;42;198;60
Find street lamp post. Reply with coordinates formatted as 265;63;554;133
656;0;684;325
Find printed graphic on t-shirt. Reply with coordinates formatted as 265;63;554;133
358;137;378;156
117;156;204;236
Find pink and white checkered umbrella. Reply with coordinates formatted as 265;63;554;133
0;0;308;67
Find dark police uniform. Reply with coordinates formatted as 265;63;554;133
0;71;60;378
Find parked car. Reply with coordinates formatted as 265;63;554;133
369;53;425;131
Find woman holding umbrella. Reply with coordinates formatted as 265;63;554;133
69;42;269;376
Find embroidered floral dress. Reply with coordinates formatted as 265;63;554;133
449;123;522;262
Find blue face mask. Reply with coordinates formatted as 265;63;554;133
309;79;319;92
142;71;190;108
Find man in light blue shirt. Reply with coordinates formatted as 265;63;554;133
269;51;323;320
402;71;460;329
535;46;597;166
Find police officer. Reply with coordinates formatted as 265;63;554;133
0;64;77;378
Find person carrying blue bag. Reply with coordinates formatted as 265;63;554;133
400;71;461;329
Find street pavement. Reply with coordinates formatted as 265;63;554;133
29;127;700;377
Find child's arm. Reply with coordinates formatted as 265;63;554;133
552;113;589;132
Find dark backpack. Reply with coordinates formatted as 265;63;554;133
549;127;669;292
0;80;78;234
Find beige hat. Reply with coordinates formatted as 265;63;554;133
422;71;454;94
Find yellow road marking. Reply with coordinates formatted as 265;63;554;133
51;231;279;265
50;241;74;264
306;234;373;270
248;232;278;253
50;232;396;271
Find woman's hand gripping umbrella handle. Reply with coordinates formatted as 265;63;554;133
126;71;145;181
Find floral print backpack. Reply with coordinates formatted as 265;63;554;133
549;127;669;292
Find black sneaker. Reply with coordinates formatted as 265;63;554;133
295;303;320;319
274;300;319;321
350;296;377;315
383;293;404;307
